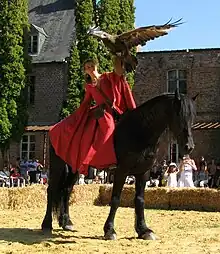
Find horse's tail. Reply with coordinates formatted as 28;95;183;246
49;144;75;221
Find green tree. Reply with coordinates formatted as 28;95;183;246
61;0;99;117
63;0;136;117
97;0;136;86
60;44;81;118
0;0;29;160
119;0;135;87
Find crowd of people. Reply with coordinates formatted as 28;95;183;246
1;155;220;189
76;154;220;189
145;155;220;189
0;158;48;187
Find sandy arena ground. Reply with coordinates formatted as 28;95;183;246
0;205;220;254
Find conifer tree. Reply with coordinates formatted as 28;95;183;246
0;0;29;159
63;0;136;117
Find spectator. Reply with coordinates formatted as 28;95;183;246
126;175;135;185
199;156;207;171
194;163;209;187
208;159;216;187
145;165;161;188
164;162;179;187
212;163;220;188
20;158;29;184
177;154;197;187
10;166;25;187
78;174;85;185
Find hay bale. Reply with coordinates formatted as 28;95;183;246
144;187;170;209
99;185;170;208
99;184;135;207
0;187;9;209
169;188;220;211
7;184;47;210
99;184;112;206
70;184;101;206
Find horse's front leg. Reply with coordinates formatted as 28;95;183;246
135;173;158;240
104;172;126;240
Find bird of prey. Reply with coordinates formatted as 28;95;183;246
88;19;183;72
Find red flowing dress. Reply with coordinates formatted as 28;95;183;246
49;72;136;175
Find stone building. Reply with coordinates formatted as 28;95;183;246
2;0;76;167
1;1;220;167
134;48;220;164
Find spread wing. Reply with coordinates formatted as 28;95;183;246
118;18;183;49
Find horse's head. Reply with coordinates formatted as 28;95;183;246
169;90;197;157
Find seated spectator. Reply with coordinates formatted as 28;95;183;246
78;174;85;185
145;165;161;188
211;163;220;188
20;159;29;184
0;169;10;187
164;162;179;187
93;175;101;184
10;166;25;187
208;159;216;187
40;169;48;184
194;164;209;187
126;175;135;185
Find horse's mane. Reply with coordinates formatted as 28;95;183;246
136;93;196;120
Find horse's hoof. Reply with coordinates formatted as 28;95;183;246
41;227;52;235
139;232;159;240
104;231;117;240
63;224;74;231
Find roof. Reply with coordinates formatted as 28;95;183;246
31;24;48;37
192;122;220;130
26;122;220;132
137;47;220;55
25;125;51;131
28;0;76;63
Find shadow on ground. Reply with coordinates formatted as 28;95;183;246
0;228;76;245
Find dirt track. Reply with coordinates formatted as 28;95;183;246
0;205;220;254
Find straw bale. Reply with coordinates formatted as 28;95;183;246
69;184;101;206
169;188;220;211
7;184;47;210
144;188;170;209
99;185;170;208
99;185;137;207
0;187;9;209
99;184;113;205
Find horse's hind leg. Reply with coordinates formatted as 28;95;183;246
58;165;78;231
41;144;66;232
104;172;126;240
134;173;158;240
41;184;53;232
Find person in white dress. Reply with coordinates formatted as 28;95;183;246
164;162;179;187
177;154;197;187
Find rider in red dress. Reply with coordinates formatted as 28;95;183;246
49;57;136;175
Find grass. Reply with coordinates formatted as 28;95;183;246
0;205;220;254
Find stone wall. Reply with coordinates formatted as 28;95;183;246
134;49;220;162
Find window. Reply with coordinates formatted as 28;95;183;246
28;35;38;54
28;76;35;105
20;134;36;160
168;142;179;163
167;70;187;94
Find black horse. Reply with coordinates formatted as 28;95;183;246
41;90;196;240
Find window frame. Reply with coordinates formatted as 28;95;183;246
167;69;187;94
28;34;39;55
20;134;36;160
168;142;179;163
